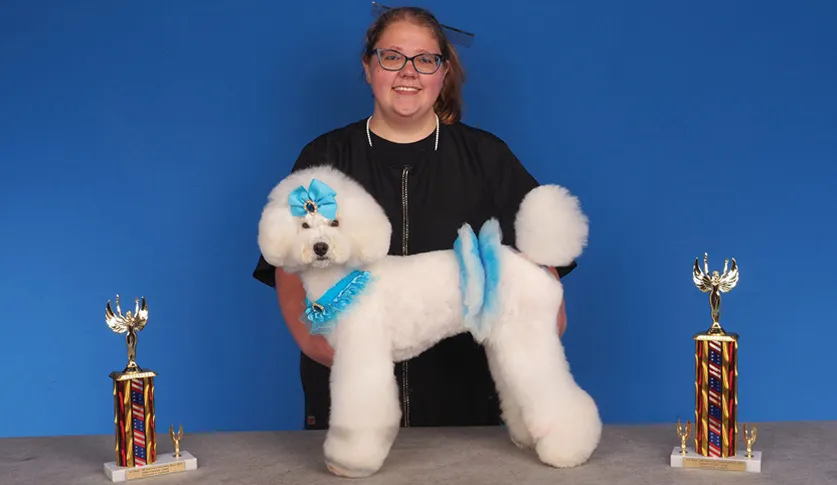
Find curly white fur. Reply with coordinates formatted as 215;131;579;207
258;165;602;477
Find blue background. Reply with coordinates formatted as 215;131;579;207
1;0;834;438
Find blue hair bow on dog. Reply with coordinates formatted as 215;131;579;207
289;179;338;220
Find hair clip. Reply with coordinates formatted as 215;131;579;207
370;2;475;48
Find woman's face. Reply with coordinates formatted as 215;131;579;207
364;20;447;122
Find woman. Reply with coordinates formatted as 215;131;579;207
253;6;577;430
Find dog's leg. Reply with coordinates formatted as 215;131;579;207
323;313;400;478
485;313;602;469
485;347;534;449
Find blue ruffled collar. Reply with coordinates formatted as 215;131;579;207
302;270;371;336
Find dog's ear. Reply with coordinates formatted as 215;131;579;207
257;189;299;270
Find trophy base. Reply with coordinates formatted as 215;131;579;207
670;446;761;473
104;451;198;482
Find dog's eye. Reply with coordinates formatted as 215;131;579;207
301;222;310;229
330;219;339;227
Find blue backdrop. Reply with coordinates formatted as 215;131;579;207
1;0;834;438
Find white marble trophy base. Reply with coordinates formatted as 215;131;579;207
670;446;761;473
104;451;198;482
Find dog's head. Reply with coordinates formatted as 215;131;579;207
257;165;392;273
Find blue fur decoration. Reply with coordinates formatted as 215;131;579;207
301;270;371;335
452;218;504;343
478;218;503;317
476;218;503;342
453;223;485;335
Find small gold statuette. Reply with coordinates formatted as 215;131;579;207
743;423;757;458
103;294;199;482
676;419;691;455
107;294;149;373
692;252;739;335
170;424;184;459
669;255;762;473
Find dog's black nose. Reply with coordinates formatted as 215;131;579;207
313;242;329;257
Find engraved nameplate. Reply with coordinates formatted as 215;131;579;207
682;456;747;471
125;460;186;480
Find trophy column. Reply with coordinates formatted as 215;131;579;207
110;370;157;467
693;332;738;458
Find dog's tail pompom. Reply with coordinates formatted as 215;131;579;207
514;185;589;267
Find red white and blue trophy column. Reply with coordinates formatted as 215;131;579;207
111;365;157;468
670;255;762;473
103;295;198;482
694;326;738;458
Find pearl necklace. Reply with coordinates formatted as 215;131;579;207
366;114;440;151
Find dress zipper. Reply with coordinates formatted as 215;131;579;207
400;165;411;427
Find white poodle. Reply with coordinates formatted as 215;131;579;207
257;165;601;477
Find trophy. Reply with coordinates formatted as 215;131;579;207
102;295;198;482
670;254;762;473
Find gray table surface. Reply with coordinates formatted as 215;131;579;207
2;421;835;484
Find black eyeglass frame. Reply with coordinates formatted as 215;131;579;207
370;48;447;74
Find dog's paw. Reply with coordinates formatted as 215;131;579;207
323;425;399;478
325;458;378;479
533;389;602;468
535;430;598;468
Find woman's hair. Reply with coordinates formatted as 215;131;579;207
361;6;466;124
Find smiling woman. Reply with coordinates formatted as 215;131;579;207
360;7;465;143
252;5;577;432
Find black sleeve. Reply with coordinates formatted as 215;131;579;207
251;140;328;288
487;140;578;279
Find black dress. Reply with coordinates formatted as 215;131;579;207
252;118;577;429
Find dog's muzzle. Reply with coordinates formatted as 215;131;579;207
313;242;329;257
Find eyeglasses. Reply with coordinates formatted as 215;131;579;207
372;48;445;74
